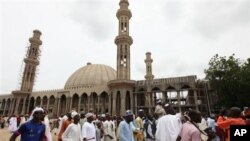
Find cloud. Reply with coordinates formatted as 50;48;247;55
68;0;116;41
191;0;250;39
162;0;186;23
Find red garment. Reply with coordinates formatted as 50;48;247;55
245;119;250;125
217;118;245;141
216;116;228;141
57;120;72;140
17;116;21;122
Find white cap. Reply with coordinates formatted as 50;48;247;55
101;114;106;117
86;113;94;118
164;103;169;107
71;111;78;118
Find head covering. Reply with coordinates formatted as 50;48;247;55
101;114;106;118
71;111;78;118
85;113;94;118
124;110;133;117
138;109;144;112
156;99;162;104
245;107;250;117
28;107;44;121
155;108;165;116
164;103;169;107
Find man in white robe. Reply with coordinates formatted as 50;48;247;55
43;109;52;141
118;110;134;141
82;113;96;141
155;104;182;141
8;115;17;133
154;99;166;121
103;114;115;141
110;119;116;141
62;111;82;141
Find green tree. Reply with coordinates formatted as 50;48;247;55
205;54;250;108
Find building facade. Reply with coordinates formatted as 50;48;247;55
0;0;214;117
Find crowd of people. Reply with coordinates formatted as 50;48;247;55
0;100;249;141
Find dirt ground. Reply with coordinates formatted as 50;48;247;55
0;127;58;141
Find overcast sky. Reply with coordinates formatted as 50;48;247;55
1;0;249;94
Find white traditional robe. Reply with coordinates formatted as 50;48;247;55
8;117;17;133
62;123;82;141
111;120;116;141
44;115;53;141
57;115;68;135
155;114;182;141
82;121;96;141
103;120;115;141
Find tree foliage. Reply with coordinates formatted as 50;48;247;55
205;54;250;108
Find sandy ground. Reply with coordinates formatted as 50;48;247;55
0;127;58;141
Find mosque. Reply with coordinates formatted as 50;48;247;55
0;0;214;117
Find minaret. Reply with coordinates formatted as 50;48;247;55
21;30;42;92
144;52;154;80
108;0;135;116
11;30;42;115
115;0;133;80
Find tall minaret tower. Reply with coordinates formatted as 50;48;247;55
144;52;154;80
115;0;133;80
109;0;135;116
20;30;42;92
11;30;42;115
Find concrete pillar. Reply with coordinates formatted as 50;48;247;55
12;98;17;115
109;93;112;114
56;98;61;116
147;92;152;115
65;97;68;113
153;92;156;107
21;98;26;115
121;91;126;116
134;92;137;112
87;95;90;112
40;99;42;107
14;98;20;114
112;92;117;116
194;90;199;111
97;96;100;113
68;97;72;112
130;90;133;111
3;100;7;116
8;99;12;115
46;99;49;111
78;98;81;112
27;99;31;114
177;91;181;113
11;98;17;115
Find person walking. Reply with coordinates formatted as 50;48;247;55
177;110;202;141
43;109;52;141
7;115;17;133
58;112;72;141
155;104;182;141
134;109;144;141
62;111;82;141
118;110;134;141
103;113;115;141
82;113;96;141
9;107;46;141
217;107;246;141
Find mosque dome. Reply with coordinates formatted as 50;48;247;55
64;63;116;89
